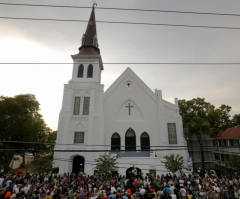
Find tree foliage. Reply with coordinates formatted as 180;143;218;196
94;153;118;177
178;98;233;170
0;94;51;171
162;154;184;174
210;104;232;135
30;131;56;173
31;154;53;173
232;114;240;127
179;98;211;136
179;98;232;137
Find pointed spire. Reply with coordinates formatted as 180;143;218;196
73;4;103;70
79;4;99;53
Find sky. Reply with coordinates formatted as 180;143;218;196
0;0;240;130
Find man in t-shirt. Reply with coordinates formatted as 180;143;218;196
139;185;146;198
180;187;187;199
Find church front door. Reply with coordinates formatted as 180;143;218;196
72;155;84;174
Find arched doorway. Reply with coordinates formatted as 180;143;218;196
125;128;136;151
72;156;85;174
141;132;150;151
111;132;121;151
126;167;141;179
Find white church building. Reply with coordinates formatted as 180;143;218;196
54;6;189;176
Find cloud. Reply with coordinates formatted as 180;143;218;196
0;0;240;129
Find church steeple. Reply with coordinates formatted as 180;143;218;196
72;3;103;70
79;4;99;54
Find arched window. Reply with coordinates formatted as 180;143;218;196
141;132;150;151
77;64;84;78
111;133;120;151
87;64;93;78
125;128;136;151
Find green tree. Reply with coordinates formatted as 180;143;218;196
31;154;53;173
30;131;56;173
209;104;232;135
162;154;184;174
232;114;240;126
178;98;232;170
94;153;118;177
0;94;50;171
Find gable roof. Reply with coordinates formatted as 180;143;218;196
104;67;156;101
214;126;240;139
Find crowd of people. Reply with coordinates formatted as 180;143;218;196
0;171;240;199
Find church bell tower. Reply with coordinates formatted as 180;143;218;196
54;5;105;174
71;4;103;83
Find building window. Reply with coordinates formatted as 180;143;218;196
74;132;84;143
111;132;121;151
141;132;150;151
78;64;84;78
125;128;136;151
82;96;90;115
73;97;81;115
167;123;177;144
87;64;93;78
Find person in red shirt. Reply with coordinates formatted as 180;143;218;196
101;192;108;199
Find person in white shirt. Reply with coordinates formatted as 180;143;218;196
13;184;19;194
180;187;187;199
23;183;30;194
171;190;177;199
179;179;184;188
170;184;175;192
139;186;146;196
111;186;116;194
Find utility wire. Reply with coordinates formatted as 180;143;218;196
54;158;169;172
1;148;240;153
0;140;187;147
0;62;240;65
54;158;166;167
0;148;191;152
0;2;240;17
0;16;240;30
1;140;237;148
